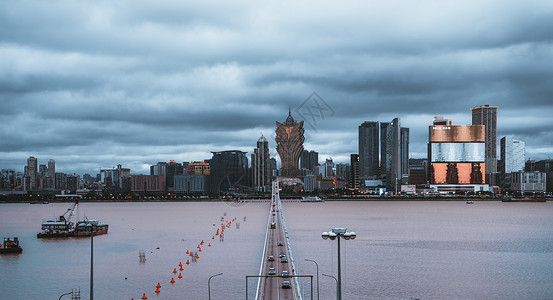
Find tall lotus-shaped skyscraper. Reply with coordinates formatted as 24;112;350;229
275;110;304;177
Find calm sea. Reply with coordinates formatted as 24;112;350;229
1;201;552;300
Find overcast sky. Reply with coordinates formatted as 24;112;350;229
1;0;553;175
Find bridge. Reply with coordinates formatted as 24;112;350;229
250;180;312;300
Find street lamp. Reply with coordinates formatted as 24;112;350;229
58;291;73;300
208;272;223;300
304;259;319;300
321;228;356;300
321;274;338;300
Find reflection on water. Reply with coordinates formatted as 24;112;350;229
1;200;553;299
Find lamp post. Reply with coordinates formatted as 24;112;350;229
58;291;73;300
208;272;223;300
304;259;319;300
321;228;356;300
90;224;94;300
321;274;338;300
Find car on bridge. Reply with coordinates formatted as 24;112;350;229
279;252;286;258
282;281;291;289
281;270;289;277
281;256;288;263
277;241;283;246
268;255;274;261
268;268;276;275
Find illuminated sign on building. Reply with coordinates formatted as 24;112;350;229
431;143;485;162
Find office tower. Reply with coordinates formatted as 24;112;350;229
472;105;498;175
428;124;486;189
26;156;38;190
500;136;525;174
55;172;68;190
380;118;403;191
358;121;379;178
270;158;277;177
186;161;210;175
350;154;359;189
210;150;249;192
275;111;304;177
401;127;410;181
301;150;319;172
251;133;271;192
48;159;55;189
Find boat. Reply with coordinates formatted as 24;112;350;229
0;237;22;254
37;201;78;238
301;196;324;202
37;200;109;238
466;200;474;204
502;196;547;203
73;219;109;237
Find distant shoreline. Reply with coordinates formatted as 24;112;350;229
2;197;549;204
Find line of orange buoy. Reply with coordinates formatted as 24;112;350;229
137;214;239;299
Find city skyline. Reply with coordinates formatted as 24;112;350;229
1;1;553;175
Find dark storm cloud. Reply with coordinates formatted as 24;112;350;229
1;0;553;174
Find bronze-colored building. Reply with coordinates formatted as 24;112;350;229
275;111;304;177
428;125;486;184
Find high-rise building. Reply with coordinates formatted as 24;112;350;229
358;121;379;179
47;159;55;189
472;105;498;176
428;123;487;192
381;118;403;191
251;133;271;192
26;156;38;190
401;127;410;181
350;154;359;190
275;111;304;177
270;158;278;177
300;150;318;172
210;150;249;192
500;136;525;174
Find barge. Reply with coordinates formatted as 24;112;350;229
0;237;22;254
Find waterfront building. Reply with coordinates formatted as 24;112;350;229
131;175;166;193
472;105;498;177
409;165;426;185
428;122;488;192
47;159;55;189
533;159;553;193
66;174;80;193
401;127;410;183
100;164;131;193
381;118;405;192
335;163;350;183
209;150;249;192
55;172;67;190
186;161;210;175
251;133;271;192
500;136;525;174
270;158;278;177
358;121;379;179
26;156;38;190
510;171;547;193
303;173;317;192
350;154;359;189
173;174;207;193
275;111;304;177
300;150;319;172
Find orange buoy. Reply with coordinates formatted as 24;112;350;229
199;248;202;252
142;293;148;299
212;236;215;239
178;273;183;279
170;278;175;284
208;243;211;247
155;288;160;293
156;283;161;288
173;268;177;273
179;266;184;271
196;255;199;259
186;260;190;264
186;250;189;254
179;262;183;267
